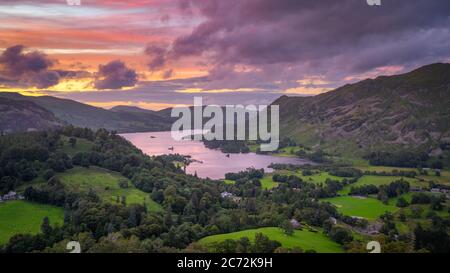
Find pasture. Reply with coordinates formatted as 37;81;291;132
58;167;162;212
339;175;423;195
323;196;398;220
259;176;279;190
199;227;343;253
0;200;64;245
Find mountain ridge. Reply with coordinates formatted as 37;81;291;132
0;93;172;133
273;63;450;155
1;62;449;155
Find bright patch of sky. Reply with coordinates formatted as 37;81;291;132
0;4;141;18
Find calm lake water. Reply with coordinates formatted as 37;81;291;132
121;131;311;179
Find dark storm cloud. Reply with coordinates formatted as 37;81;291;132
159;0;450;86
145;45;169;71
94;60;138;90
0;45;60;88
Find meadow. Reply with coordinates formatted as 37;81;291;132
294;171;345;185
339;175;423;195
198;227;343;253
60;136;94;156
322;196;398;220
259;176;279;190
223;179;236;185
253;170;345;191
0;200;64;245
58;167;162;212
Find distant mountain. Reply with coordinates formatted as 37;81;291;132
0;97;64;133
274;63;450;155
111;105;157;114
0;93;173;133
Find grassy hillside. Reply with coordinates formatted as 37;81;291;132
60;136;94;156
199;227;343;253
58;167;162;212
0;201;64;245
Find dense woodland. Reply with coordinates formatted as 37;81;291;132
0;127;449;253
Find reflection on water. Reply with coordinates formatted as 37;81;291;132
121;131;311;179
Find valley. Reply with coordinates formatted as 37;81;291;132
0;63;449;253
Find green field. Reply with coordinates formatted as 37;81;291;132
356;165;418;173
0;200;64;245
296;171;344;185
387;192;414;206
223;179;236;185
323;196;398;220
257;170;347;190
275;170;344;185
355;163;449;185
58;167;162;212
418;170;450;185
275;146;302;157
60;136;94;156
199;227;343;253
259;176;279;190
339;175;423;195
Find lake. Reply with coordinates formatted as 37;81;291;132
121;131;311;179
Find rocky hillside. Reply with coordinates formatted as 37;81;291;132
274;63;450;154
0;97;63;133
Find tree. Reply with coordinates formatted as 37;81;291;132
43;169;55;180
280;220;294;236
431;161;443;170
410;206;423;218
164;209;173;228
329;226;352;244
430;197;443;211
236;237;251;253
0;176;16;194
396;197;409;208
252;233;281;253
245;198;257;213
398;212;407;222
128;206;138;227
41;217;52;236
118;179;129;189
69;137;77;148
414;220;450;253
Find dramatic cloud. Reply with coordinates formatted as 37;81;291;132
94;60;138;90
145;45;169;71
2;1;450;106
0;45;60;88
154;0;450;89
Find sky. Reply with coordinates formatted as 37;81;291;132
0;0;449;110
